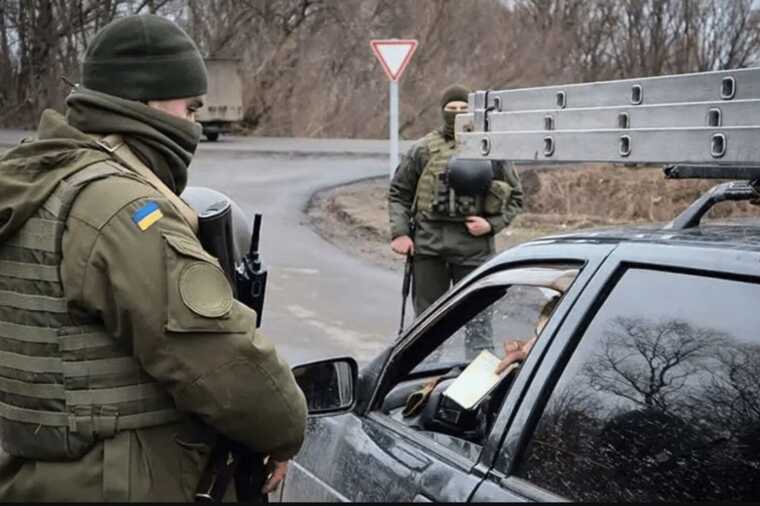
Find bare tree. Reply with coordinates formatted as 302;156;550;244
3;0;760;135
693;341;760;436
583;317;722;412
694;0;760;70
0;0;180;127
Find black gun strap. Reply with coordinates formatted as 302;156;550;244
195;439;268;503
195;441;236;502
234;451;268;503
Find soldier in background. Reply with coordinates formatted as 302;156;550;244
0;14;306;501
388;84;523;357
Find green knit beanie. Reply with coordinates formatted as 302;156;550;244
82;14;207;101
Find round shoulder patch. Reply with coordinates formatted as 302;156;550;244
179;262;233;318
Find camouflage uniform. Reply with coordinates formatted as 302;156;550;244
389;86;523;356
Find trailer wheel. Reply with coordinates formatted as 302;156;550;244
205;132;220;142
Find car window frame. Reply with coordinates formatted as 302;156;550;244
362;242;617;474
491;240;760;500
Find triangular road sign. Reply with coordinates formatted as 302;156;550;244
371;39;418;81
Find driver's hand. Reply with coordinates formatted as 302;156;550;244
495;336;537;374
262;458;289;494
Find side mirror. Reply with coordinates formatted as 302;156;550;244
292;357;358;416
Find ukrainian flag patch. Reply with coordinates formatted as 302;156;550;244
132;201;163;231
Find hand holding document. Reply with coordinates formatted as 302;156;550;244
443;350;519;410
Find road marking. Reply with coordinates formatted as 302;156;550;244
286;304;386;360
280;267;320;276
287;305;317;319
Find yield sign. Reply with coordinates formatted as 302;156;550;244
371;39;418;81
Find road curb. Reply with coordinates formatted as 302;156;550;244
303;174;387;215
1;142;411;160
303;174;400;273
194;149;395;160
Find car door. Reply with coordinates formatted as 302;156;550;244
472;241;760;502
279;242;613;502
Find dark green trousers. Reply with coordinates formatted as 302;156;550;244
412;254;493;359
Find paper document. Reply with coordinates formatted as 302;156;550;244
443;350;518;410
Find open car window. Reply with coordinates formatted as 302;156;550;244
375;265;580;462
417;284;559;371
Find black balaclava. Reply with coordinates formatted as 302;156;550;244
440;84;471;140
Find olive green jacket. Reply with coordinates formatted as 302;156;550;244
388;129;524;265
0;111;307;501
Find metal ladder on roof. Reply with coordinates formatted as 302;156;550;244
453;67;760;229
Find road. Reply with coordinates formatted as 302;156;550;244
1;131;413;366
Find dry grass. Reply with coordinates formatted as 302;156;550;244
307;165;760;271
521;164;757;223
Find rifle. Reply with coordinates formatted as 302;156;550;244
194;204;269;503
399;252;413;337
195;439;268;503
398;202;417;337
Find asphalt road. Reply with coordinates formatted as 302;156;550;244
1;131;413;367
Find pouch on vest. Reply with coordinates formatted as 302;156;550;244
0;413;100;461
484;180;514;216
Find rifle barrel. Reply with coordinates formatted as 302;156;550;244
250;214;262;257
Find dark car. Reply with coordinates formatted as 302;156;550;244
278;188;760;503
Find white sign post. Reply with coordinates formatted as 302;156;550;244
371;39;418;179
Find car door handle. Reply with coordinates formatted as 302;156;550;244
387;444;432;471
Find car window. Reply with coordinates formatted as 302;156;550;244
378;266;578;462
512;268;760;502
418;284;556;369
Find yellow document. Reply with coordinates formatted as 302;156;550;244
442;350;518;410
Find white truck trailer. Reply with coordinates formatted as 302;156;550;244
197;58;244;141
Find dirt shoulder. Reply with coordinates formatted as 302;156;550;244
305;165;757;272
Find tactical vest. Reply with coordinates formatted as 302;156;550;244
0;159;183;461
414;131;485;221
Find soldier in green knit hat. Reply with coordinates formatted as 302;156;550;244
0;14;305;501
388;84;524;358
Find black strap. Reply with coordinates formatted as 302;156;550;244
195;437;268;503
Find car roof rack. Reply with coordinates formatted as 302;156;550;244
455;67;760;230
663;164;760;229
